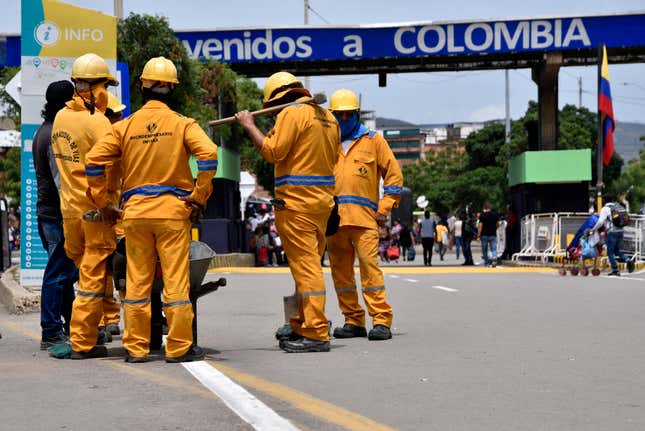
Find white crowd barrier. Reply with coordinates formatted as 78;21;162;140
511;212;644;264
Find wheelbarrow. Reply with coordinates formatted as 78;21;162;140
112;239;226;350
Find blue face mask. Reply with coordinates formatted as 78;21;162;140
334;111;367;141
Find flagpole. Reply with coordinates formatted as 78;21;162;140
596;44;603;212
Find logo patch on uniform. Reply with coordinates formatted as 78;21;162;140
146;123;158;133
358;166;368;175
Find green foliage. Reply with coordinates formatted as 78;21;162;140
464;122;505;169
0;66;21;127
0;148;21;202
117;14;197;114
403;101;630;214
117;14;273;191
610;146;644;210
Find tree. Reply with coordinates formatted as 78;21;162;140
117;14;198;114
0;147;21;202
118;14;274;192
610;146;644;211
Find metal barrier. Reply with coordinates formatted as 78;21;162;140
512;213;558;262
0;198;10;271
511;212;644;264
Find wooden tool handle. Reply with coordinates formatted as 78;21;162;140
208;93;326;127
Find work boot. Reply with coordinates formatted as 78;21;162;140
627;260;635;273
40;333;69;350
166;345;206;363
70;345;108;359
608;270;620;276
280;336;330;353
333;323;367;339
106;323;120;336
275;323;298;341
97;327;112;344
368;325;392;341
125;353;149;363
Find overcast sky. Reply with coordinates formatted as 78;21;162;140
2;0;644;124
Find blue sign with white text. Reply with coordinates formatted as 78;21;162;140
176;14;645;63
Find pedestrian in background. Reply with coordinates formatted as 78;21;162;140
420;211;435;266
591;194;635;276
33;80;78;350
477;202;499;267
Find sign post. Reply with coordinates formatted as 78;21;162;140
20;0;117;286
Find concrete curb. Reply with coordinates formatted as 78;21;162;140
0;266;40;314
209;253;255;269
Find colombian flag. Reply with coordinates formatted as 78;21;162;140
598;45;615;166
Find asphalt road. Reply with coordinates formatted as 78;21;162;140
1;265;644;431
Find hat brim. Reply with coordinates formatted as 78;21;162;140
263;88;311;108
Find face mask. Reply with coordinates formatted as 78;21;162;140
335;111;360;141
75;81;108;114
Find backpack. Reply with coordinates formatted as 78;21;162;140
609;203;629;228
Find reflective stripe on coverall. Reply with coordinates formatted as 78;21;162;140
327;130;403;328
52;91;118;353
86;100;218;358
260;103;340;341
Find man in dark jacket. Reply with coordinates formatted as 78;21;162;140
33;80;78;349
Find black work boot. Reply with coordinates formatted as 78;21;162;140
125;352;149;363
40;333;69;350
275;323;299;341
97;326;112;344
166;345;206;363
280;336;330;353
333;323;367;339
70;345;108;359
106;323;120;336
368;325;392;341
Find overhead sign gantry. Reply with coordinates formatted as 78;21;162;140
3;12;645;149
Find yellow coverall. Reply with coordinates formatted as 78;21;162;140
100;156;124;329
51;90;119;353
86;100;218;359
261;103;340;342
326;130;403;329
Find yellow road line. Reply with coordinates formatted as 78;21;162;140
211;266;555;275
101;359;220;400
2;319;392;430
209;360;397;431
2;320;41;340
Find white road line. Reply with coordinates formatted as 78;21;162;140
183;361;299;431
600;275;645;282
404;278;419;283
388;274;400;278
431;285;458;292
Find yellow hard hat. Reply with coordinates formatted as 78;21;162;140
263;71;310;106
71;53;118;86
140;56;179;85
329;88;359;112
106;93;126;113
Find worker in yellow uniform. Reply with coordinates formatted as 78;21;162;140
326;89;403;341
98;93;127;339
86;57;218;363
235;72;340;353
51;53;120;359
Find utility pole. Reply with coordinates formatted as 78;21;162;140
578;76;582;108
303;0;310;91
504;69;510;144
114;0;123;19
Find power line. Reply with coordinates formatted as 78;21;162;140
307;3;330;24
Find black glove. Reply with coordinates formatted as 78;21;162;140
325;197;340;237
